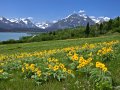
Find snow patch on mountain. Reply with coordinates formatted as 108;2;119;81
0;17;3;21
53;20;57;23
78;10;87;18
90;16;110;23
8;18;19;23
35;23;47;29
65;14;73;19
27;17;33;20
79;10;85;13
98;16;110;21
21;18;29;24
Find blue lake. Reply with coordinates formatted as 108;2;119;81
0;32;30;41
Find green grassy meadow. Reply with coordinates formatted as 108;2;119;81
0;35;120;90
0;35;120;54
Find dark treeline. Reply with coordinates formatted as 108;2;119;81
0;16;120;44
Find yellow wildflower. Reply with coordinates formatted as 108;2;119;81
95;62;107;72
67;69;72;74
63;68;67;72
59;63;65;69
36;70;41;77
102;67;107;72
72;53;78;61
53;65;59;71
22;67;24;73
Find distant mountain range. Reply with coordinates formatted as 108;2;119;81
0;10;110;32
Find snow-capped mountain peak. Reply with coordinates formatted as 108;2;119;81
8;18;19;23
89;16;100;23
78;10;87;18
35;22;48;29
79;13;87;18
79;10;85;13
0;17;10;24
0;10;111;31
46;10;96;31
65;10;87;19
90;16;110;23
0;17;4;21
7;18;34;25
52;20;57;23
21;18;30;25
35;10;110;30
0;17;7;21
98;16;110;21
35;21;53;29
0;17;38;29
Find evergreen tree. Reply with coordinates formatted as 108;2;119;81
90;25;96;37
99;23;103;34
85;22;90;37
117;16;120;21
115;16;120;27
103;22;108;33
53;31;56;35
107;19;113;30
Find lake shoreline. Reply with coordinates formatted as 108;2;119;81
0;32;31;41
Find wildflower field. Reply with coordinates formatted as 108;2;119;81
0;35;120;90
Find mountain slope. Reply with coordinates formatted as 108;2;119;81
46;11;95;31
0;17;44;32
